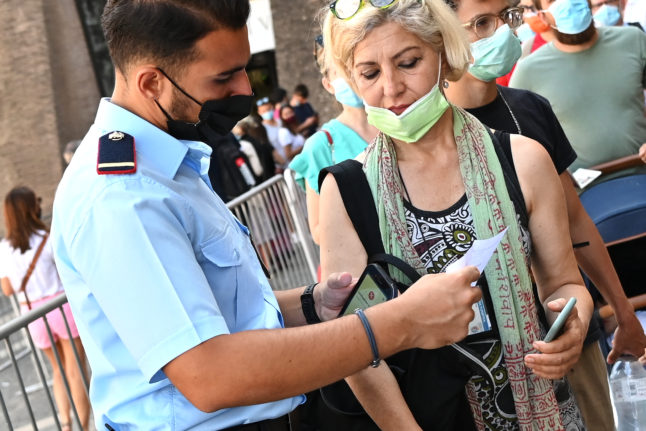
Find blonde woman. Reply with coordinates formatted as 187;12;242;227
318;0;592;429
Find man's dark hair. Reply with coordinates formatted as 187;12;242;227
102;0;250;75
554;21;596;45
294;84;309;99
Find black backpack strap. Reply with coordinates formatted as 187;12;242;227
369;253;420;292
319;159;385;257
491;130;529;229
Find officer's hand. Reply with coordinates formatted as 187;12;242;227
639;143;646;164
524;298;585;379
395;266;481;350
315;272;356;321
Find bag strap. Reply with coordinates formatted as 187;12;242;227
319;160;385;257
319;160;420;291
20;232;49;310
321;129;335;164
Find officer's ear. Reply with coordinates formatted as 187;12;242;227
136;66;166;100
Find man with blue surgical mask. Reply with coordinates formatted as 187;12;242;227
591;0;625;27
510;0;646;182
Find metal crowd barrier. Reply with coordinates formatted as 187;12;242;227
0;294;89;431
0;172;319;430
226;172;319;290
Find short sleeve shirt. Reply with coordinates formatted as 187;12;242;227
466;86;577;175
289;119;369;193
0;231;63;302
51;98;303;430
510;26;646;175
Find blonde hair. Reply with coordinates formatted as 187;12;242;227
322;0;470;85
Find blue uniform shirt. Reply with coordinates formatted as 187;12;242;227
51;98;303;430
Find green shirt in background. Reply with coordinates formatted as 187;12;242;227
289;119;368;193
510;26;646;176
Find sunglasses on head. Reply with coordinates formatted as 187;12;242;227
330;0;419;20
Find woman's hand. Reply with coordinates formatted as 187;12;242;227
639;143;646;164
523;298;585;379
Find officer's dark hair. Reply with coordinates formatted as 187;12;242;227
294;84;309;99
102;0;250;75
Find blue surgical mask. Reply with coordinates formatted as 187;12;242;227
331;78;364;108
593;4;621;27
260;111;274;121
469;24;522;82
547;0;593;34
515;22;535;43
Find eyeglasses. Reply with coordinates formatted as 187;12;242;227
330;0;397;20
462;7;524;39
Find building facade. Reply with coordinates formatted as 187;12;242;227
0;0;337;233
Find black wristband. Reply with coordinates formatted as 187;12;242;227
355;308;381;368
301;283;321;324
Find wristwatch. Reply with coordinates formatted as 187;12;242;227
301;283;321;324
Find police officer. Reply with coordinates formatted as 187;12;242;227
51;1;481;429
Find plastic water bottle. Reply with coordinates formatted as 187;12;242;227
235;157;256;187
610;356;646;430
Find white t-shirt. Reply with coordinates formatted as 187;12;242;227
0;230;63;302
278;128;305;155
263;123;281;155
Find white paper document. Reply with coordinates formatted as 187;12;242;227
445;227;508;336
445;227;509;280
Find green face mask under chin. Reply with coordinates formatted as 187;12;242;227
364;55;449;143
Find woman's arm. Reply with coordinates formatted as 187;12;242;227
1;277;14;297
319;174;422;430
305;182;321;245
510;135;593;379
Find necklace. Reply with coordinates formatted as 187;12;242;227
497;87;522;135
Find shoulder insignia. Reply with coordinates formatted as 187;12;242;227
97;131;136;175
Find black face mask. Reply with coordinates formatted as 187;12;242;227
155;68;252;144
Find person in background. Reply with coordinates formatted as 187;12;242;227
257;97;287;170
510;0;646;179
496;0;555;86
63;140;82;165
290;84;320;138
289;39;377;245
278;104;305;162
592;0;625;26
270;87;288;126
0;187;90;431
236;115;279;181
232;120;264;179
444;0;646;428
320;0;592;428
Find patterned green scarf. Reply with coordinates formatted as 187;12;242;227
363;106;562;430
